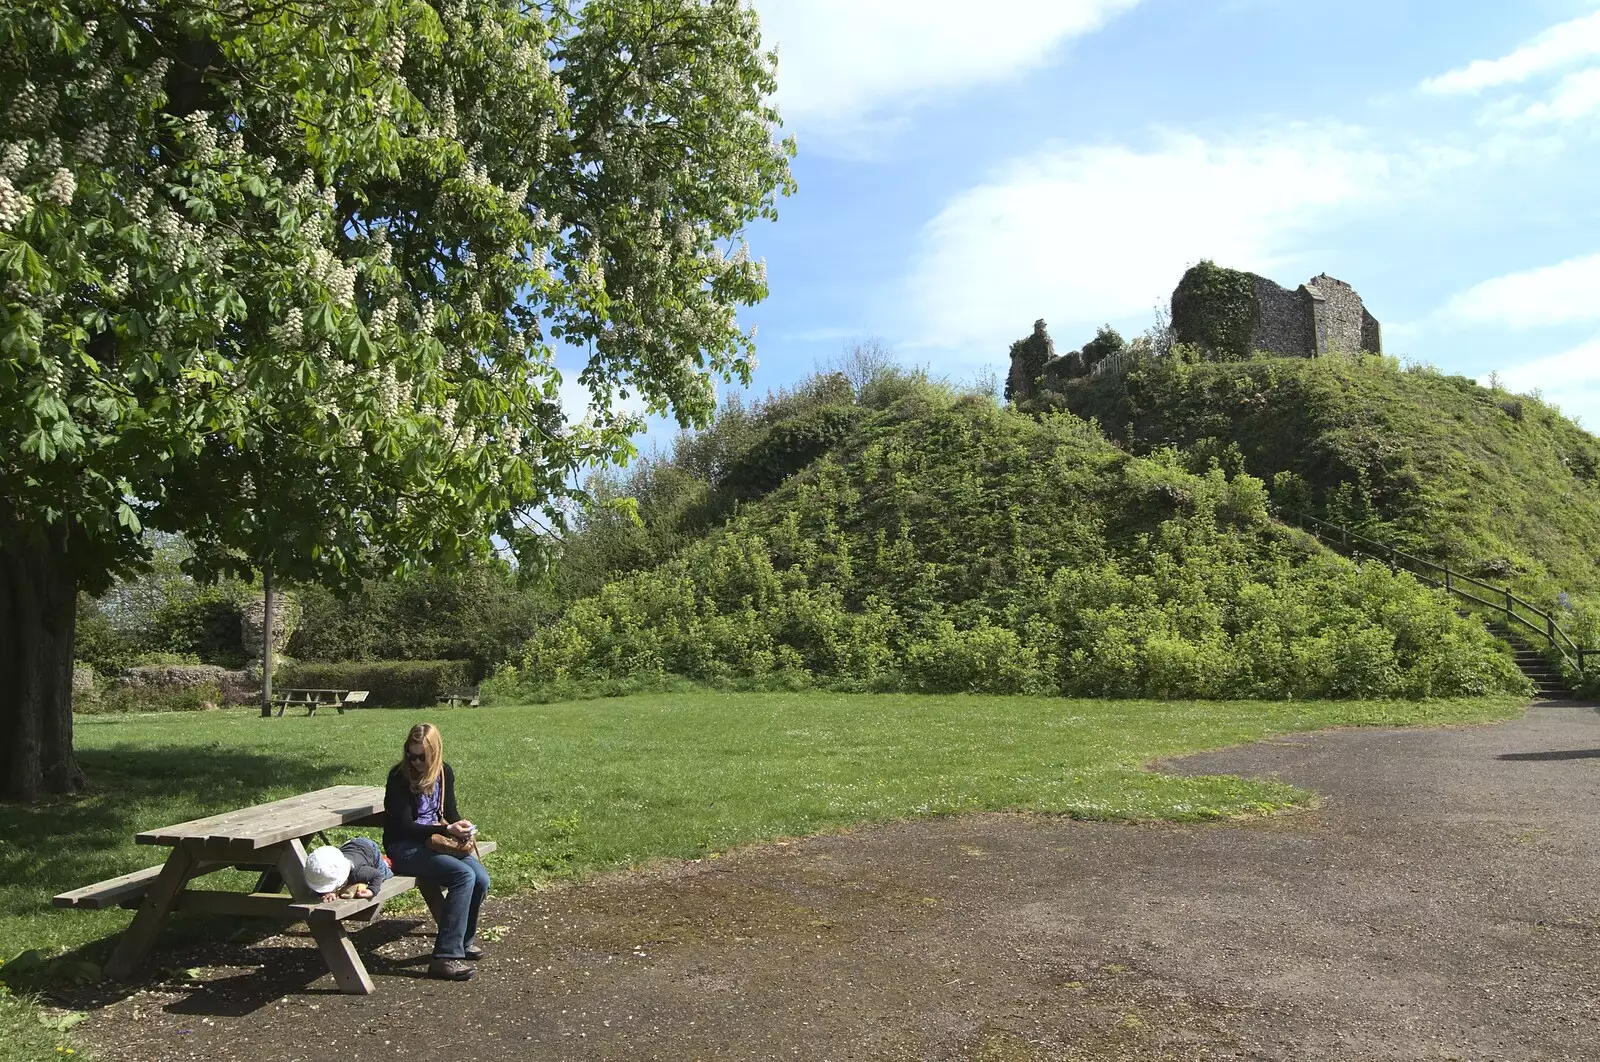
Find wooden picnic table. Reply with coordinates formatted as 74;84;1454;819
439;686;481;708
52;784;494;994
272;688;369;716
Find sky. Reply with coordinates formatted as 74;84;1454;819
642;0;1600;438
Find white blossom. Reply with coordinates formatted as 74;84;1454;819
377;364;400;417
184;112;218;163
81;67;111;98
276;307;304;347
76;123;110;165
381;31;407;72
0;176;32;229
41;167;75;206
0;143;27;178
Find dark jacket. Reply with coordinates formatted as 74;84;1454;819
340;836;389;888
383;762;461;851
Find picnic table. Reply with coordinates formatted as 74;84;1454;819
439;686;481;708
52;785;495;994
272;688;369;716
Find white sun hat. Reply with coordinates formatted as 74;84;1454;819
304;846;353;894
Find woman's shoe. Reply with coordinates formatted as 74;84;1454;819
464;940;485;960
428;957;477;981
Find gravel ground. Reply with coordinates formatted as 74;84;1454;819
72;702;1600;1061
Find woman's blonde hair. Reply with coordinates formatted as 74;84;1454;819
403;723;444;794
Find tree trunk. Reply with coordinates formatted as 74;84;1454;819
260;559;274;717
0;506;87;801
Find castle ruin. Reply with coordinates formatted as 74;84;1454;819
1171;264;1381;360
1004;265;1383;403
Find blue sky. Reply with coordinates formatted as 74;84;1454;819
655;0;1600;435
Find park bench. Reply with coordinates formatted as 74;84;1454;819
53;785;495;994
272;688;369;716
440;686;481;708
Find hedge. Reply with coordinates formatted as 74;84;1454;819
276;659;474;707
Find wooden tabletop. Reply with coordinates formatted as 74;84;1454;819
136;784;386;850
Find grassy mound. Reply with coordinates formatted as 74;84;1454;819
503;385;1526;700
1051;354;1600;631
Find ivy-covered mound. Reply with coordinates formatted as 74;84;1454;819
506;390;1527;699
1053;353;1600;640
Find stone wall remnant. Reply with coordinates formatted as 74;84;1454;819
1171;263;1381;360
239;590;298;663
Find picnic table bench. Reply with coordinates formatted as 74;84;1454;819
271;688;369;716
439;686;481;708
53;785;494;994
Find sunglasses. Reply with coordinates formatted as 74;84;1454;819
405;750;427;763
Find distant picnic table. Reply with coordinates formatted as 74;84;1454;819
53;785;495;994
439;686;481;708
272;688;368;716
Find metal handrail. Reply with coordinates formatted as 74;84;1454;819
1271;503;1590;680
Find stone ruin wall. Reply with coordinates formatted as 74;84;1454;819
1305;274;1370;355
1249;276;1316;356
1182;267;1381;359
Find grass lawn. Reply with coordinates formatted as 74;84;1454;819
0;691;1525;1059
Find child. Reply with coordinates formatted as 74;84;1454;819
304;836;394;904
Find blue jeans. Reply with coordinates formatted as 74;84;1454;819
388;840;490;959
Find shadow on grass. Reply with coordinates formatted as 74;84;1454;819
2;744;364;1007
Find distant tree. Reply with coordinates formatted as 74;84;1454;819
0;0;793;799
1080;325;1126;371
826;338;897;397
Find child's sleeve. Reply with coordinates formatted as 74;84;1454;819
350;862;385;887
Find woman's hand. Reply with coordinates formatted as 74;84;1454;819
447;820;473;840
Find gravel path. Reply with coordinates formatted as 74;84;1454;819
77;703;1600;1061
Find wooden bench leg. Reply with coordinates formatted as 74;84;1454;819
308;918;374;994
275;838;379;993
104;847;199;981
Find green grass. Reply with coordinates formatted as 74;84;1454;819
2;692;1524;983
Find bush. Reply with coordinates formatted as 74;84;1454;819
82;684;226;714
277;659;475;707
504;399;1526;702
903;620;1046;694
289;561;554;680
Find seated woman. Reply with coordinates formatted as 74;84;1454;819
384;722;491;981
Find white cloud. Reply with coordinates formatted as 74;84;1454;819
902;127;1398;352
755;0;1141;133
1510;66;1600;123
1422;9;1600;95
1442;253;1600;329
1480;337;1600;428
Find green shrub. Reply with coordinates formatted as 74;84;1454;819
1170;260;1256;360
904;620;1046;694
82;684;226;714
289;561;554;680
277;660;474;707
505;399;1527;701
1059;351;1600;636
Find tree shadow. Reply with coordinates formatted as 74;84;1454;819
1497;749;1600;761
54;916;439;1016
1;744;371;1002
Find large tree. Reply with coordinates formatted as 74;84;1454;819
0;0;794;799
